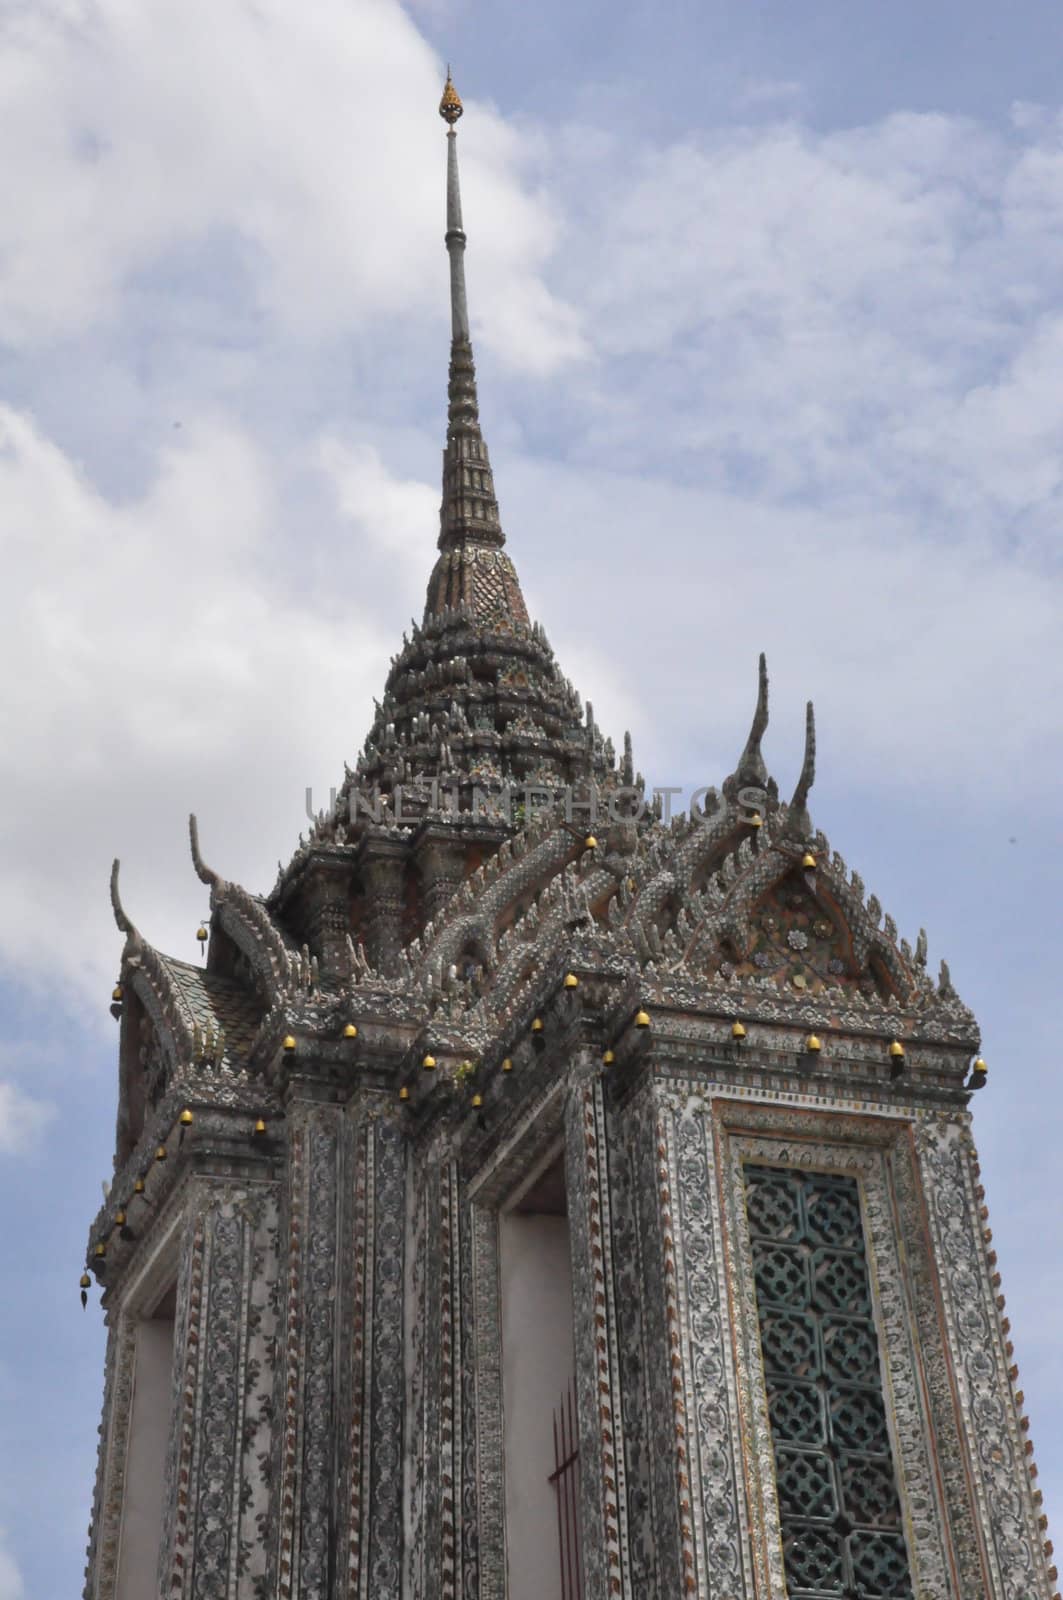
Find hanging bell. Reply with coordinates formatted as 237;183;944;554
196;924;208;947
80;1272;91;1310
732;1020;747;1041
343;1023;358;1039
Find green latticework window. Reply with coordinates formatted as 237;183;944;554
744;1165;913;1600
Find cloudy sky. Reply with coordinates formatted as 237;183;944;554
2;0;1062;1592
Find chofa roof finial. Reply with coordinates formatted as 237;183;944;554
188;813;222;890
787;701;817;839
109;859;141;949
733;652;770;789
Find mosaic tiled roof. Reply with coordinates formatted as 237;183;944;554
156;955;265;1071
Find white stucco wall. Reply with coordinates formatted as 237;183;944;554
115;1316;174;1600
499;1213;574;1600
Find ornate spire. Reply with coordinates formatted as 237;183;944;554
427;73;528;626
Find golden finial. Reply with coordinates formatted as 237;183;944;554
439;70;463;125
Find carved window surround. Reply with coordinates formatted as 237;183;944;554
709;1098;982;1600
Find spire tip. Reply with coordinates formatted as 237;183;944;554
440;72;463;125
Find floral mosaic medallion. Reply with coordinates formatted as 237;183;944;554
715;870;891;998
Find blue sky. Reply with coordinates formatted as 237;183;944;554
1;1;1061;1593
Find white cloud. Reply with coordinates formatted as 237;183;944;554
319;437;439;585
0;404;428;1006
0;0;584;372
502;454;1063;805
0;1085;54;1157
549;107;1063;554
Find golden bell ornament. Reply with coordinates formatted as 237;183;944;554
746;813;763;828
471;1093;483;1109
422;1054;437;1070
806;1034;822;1052
282;1035;296;1053
801;852;817;869
80;1272;91;1288
531;1017;544;1033
634;1008;651;1028
94;1242;106;1258
111;984;123;1003
501;1057;513;1073
973;1057;988;1074
114;1210;126;1227
155;1144;167;1161
253;1118;267;1136
343;1023;358;1039
732;1020;747;1041
584;835;598;850
133;1178;145;1195
602;1048;616;1066
196;924;208;944
179;1108;193;1126
888;1040;905;1060
564;973;579;989
399;1085;410;1102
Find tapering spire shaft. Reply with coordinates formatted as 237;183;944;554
426;74;528;626
446;130;470;343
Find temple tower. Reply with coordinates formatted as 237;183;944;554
82;77;1057;1600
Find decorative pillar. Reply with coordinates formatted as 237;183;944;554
405;1148;475;1600
564;1077;634;1600
627;1082;752;1600
274;1093;343;1600
84;1172;281;1600
160;1180;281;1599
416;837;465;928
362;847;407;974
337;1100;407;1598
301;859;353;981
916;1115;1057;1600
